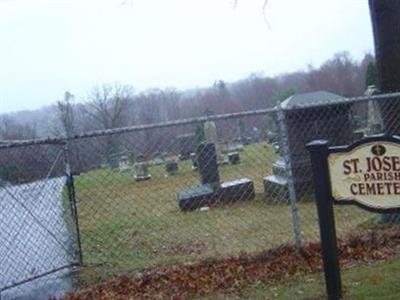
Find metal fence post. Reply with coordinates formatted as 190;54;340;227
307;140;342;300
64;143;83;266
276;102;303;247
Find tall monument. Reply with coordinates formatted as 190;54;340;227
203;120;226;164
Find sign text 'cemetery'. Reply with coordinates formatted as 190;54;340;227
329;140;400;210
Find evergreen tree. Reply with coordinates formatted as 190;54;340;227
195;122;205;146
365;61;379;88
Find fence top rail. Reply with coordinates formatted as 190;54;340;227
1;92;399;149
66;107;277;140
0;108;276;148
0;138;66;150
278;91;400;112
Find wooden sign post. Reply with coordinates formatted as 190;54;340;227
307;135;400;300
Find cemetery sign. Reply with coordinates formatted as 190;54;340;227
307;135;400;300
328;136;400;211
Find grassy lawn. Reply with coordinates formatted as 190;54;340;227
73;142;375;283
208;254;400;299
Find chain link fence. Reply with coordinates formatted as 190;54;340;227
1;92;400;295
0;141;81;299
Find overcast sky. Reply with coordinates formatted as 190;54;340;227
0;0;373;114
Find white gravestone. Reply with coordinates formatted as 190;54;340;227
134;156;151;181
118;156;131;173
204;120;227;164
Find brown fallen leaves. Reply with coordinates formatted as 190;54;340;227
65;228;400;300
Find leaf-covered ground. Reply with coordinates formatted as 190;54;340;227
64;227;400;300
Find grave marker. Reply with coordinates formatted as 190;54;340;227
264;91;355;201
204;120;228;165
228;152;240;165
178;143;255;211
165;160;178;175
134;154;151;181
118;155;131;172
197;142;220;186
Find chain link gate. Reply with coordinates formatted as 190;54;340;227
0;140;81;299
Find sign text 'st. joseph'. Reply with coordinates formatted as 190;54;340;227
328;142;400;209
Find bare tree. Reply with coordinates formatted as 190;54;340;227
135;89;163;124
84;83;135;155
86;83;134;130
162;88;181;121
306;52;363;97
0;115;37;141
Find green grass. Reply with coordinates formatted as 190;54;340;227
73;143;375;283
207;254;400;299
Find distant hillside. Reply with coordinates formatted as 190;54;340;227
0;51;374;140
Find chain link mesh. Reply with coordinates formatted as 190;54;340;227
1;92;400;295
0;142;80;299
68;112;293;278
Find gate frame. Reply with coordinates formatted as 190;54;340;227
0;139;82;295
